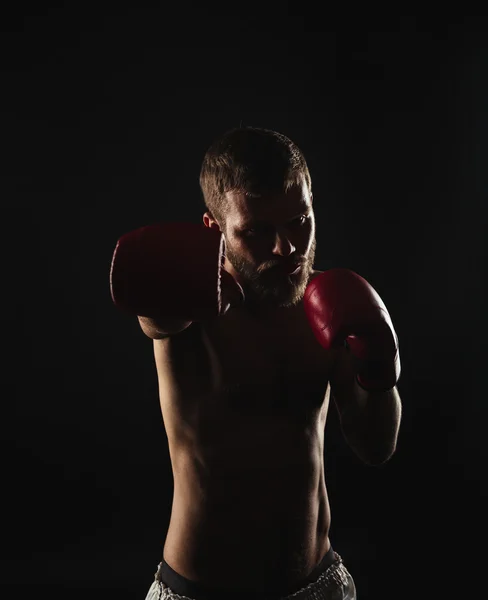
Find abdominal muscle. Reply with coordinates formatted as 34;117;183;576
162;407;332;590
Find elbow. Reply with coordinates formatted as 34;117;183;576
360;445;397;467
339;389;402;467
364;439;399;466
345;432;398;466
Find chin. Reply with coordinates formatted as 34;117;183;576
273;280;309;308
244;264;311;309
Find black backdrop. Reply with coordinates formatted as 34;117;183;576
2;6;487;599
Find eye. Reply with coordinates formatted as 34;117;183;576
291;215;309;226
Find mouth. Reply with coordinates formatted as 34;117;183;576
261;261;306;278
284;262;305;275
287;265;301;275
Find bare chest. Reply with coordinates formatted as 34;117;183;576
155;305;332;446
204;307;329;406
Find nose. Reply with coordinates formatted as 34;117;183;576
272;229;296;257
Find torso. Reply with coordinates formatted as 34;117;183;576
153;275;335;590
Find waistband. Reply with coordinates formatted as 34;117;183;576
157;545;338;600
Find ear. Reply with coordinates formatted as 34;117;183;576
203;212;221;231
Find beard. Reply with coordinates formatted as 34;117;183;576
225;237;317;310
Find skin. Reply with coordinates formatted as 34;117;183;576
143;177;400;591
205;177;317;316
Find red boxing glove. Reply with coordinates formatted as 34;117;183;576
110;222;243;322
304;268;401;392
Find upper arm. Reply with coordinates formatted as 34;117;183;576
137;315;193;339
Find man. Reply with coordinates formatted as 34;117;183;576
110;126;402;600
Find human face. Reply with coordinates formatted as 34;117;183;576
219;177;316;310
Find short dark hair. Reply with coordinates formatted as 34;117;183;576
200;126;312;227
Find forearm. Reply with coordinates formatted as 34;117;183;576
339;382;402;466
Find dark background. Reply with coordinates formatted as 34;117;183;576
1;5;487;599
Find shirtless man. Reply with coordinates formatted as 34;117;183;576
110;127;402;600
